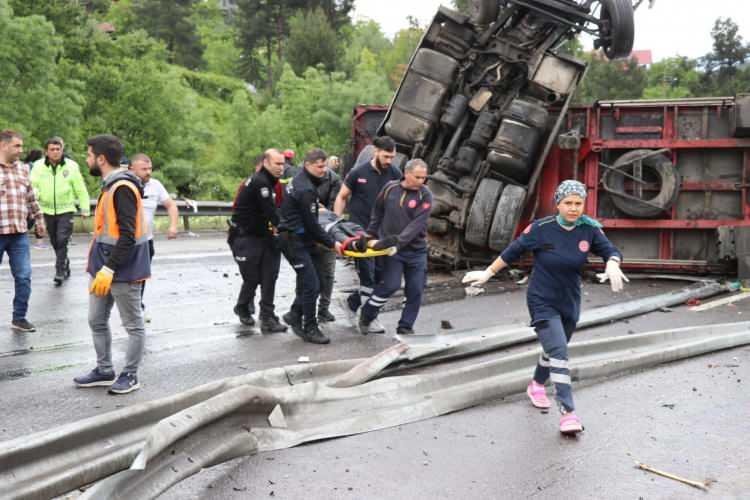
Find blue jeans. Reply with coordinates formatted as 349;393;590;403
0;233;32;321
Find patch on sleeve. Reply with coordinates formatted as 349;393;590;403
422;202;431;210
408;199;417;209
523;224;533;235
260;187;270;198
578;240;590;252
357;178;368;184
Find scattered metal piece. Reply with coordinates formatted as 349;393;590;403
268;405;287;429
689;290;750;312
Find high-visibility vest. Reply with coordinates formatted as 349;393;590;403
87;172;151;282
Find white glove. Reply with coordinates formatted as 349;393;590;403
596;259;629;292
462;267;495;287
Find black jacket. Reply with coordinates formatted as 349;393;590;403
279;169;335;248
231;168;280;237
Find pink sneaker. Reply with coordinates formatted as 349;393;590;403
559;412;583;435
526;381;551;409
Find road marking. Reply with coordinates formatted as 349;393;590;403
0;251;233;271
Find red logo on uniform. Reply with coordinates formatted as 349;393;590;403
408;199;417;209
523;224;532;234
578;240;590;252
422;202;431;210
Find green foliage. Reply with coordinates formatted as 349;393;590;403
382;24;424;89
287;8;341;75
576;55;648;103
340;20;392;76
131;0;204;69
192;0;241;78
643;57;699;99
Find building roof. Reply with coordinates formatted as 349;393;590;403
631;50;653;65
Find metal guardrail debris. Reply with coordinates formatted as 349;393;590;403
83;199;233;231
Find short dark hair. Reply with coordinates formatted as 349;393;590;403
373;136;396;152
304;148;328;165
45;136;64;148
23;149;44;164
87;134;123;167
0;130;22;143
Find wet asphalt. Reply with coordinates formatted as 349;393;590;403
1;232;748;499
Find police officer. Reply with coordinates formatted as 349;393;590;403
229;149;287;334
313;161;342;322
334;136;401;331
279;149;343;345
359;159;432;335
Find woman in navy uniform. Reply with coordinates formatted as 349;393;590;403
463;180;627;435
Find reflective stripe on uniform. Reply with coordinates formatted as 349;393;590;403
550;373;571;385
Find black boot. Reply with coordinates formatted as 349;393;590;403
303;322;330;345
261;315;288;334
317;307;336;323
233;304;255;326
283;307;304;338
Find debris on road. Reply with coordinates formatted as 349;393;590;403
632;457;713;491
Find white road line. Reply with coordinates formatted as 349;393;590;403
1;251;233;271
689;291;750;311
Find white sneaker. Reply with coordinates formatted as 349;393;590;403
337;296;358;327
368;317;386;334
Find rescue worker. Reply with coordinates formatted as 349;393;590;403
128;153;179;315
462;180;627;435
228;149;287;334
358;159;432;335
30;136;90;286
0;130;46;333
73;134;150;394
334;136;401;332
278;149;343;344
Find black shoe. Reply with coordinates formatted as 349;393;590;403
53;273;64;286
303;323;330;345
283;310;304;337
396;326;415;335
318;308;336;323
233;304;255;326
11;318;36;332
261;316;288;334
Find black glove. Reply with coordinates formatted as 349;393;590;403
372;236;398;250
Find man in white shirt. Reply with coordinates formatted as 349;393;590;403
129;153;179;311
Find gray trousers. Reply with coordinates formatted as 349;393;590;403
313;248;336;311
89;281;146;374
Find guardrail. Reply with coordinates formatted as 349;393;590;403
86;200;233;231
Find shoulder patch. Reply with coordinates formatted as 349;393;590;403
260;187;270;198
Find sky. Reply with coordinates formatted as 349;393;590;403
352;0;750;62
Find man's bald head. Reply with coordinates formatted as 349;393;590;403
263;148;285;178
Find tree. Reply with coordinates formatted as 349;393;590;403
235;0;292;87
131;0;204;69
694;18;750;96
576;55;647;102
381;20;424;89
305;0;354;31
643;57;698;99
192;0;241;77
340;20;392;76
287;8;341;75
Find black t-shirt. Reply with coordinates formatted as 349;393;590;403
343;160;402;227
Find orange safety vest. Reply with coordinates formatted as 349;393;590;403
87;172;151;282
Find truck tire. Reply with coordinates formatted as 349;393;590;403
600;0;634;60
489;184;527;252
465;178;504;248
605;149;681;218
469;0;499;25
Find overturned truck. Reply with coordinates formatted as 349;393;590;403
357;1;750;276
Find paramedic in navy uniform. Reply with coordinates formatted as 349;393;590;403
462;180;627;435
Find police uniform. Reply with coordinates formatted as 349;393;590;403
229;167;282;325
342;160;402;313
360;180;432;333
278;169;336;343
500;216;622;412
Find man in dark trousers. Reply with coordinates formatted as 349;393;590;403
359;159;432;335
229;149;287;334
279;149;343;345
334;136;401;332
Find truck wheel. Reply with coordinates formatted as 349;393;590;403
489;184;527;252
469;0;499;25
599;0;634;60
465;178;504;248
604;149;681;218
